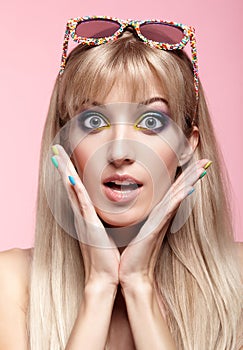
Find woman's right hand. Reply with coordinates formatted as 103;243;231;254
51;144;120;291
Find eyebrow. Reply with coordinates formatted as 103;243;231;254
138;97;168;106
87;96;168;107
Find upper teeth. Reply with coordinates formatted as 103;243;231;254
113;180;135;185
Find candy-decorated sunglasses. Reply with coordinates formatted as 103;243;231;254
60;16;199;100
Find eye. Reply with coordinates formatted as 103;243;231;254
135;111;169;133
78;111;110;132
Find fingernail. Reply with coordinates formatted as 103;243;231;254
52;145;59;155
204;161;212;170
68;175;76;186
199;170;207;179
51;156;58;169
188;188;195;196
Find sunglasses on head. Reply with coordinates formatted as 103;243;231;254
60;15;199;101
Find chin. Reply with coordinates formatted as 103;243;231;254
97;209;148;228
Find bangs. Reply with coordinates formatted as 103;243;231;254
81;63;168;107
58;31;196;129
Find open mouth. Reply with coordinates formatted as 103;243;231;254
105;181;142;191
103;177;143;202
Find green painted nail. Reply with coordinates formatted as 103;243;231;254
52;145;59;155
199;170;207;179
204;161;212;170
51;156;58;168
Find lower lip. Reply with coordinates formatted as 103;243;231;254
103;185;142;203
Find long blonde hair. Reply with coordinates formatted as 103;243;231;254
27;30;243;349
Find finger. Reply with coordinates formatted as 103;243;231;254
163;158;212;203
51;145;113;248
137;185;193;241
173;158;210;189
51;144;98;221
137;159;212;239
51;147;82;215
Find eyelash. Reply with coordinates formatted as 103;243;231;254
77;111;110;132
77;110;169;133
135;111;169;133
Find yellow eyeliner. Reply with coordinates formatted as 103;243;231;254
134;113;149;130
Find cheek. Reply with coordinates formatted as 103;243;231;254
72;140;178;187
146;144;179;206
72;143;92;177
160;149;178;180
152;141;179;181
71;134;109;177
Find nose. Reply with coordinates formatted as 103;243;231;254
107;125;136;168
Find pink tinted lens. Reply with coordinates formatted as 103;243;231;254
76;19;121;38
140;23;184;44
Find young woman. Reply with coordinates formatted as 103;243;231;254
0;16;242;350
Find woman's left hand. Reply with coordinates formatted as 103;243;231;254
119;158;211;289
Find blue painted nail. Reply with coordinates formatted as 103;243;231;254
51;156;58;169
68;175;76;186
188;188;195;196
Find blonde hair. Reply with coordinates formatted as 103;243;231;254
27;30;243;349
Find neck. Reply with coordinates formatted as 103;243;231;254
102;220;145;253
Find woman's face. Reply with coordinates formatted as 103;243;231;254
70;83;190;227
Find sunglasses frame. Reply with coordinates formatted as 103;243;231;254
59;15;199;101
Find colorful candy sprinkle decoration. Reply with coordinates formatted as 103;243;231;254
59;16;199;101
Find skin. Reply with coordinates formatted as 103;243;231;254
69;86;199;236
0;244;242;349
49;84;214;349
53;151;210;349
0;83;243;350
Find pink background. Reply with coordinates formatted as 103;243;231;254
0;0;242;251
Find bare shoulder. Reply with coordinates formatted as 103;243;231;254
0;247;34;349
0;247;33;299
0;246;33;267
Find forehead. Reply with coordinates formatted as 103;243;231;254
67;57;171;119
104;81;167;105
77;76;170;123
86;73;168;106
